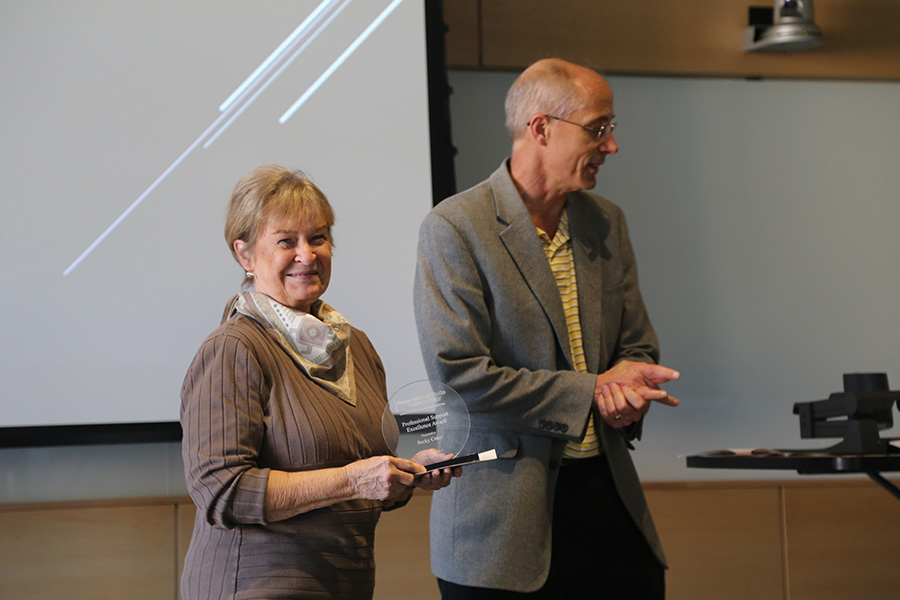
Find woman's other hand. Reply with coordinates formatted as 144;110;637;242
410;448;462;491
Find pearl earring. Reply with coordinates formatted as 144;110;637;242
246;271;254;279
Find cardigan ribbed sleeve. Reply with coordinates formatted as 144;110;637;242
181;328;271;528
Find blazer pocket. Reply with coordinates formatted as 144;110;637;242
462;426;520;460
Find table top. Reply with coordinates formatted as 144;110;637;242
686;449;900;474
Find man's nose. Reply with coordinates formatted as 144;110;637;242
601;132;618;155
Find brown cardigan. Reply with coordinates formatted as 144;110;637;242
180;313;393;600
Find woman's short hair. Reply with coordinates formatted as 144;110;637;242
504;59;586;140
224;165;335;268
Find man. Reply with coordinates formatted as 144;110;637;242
413;58;680;599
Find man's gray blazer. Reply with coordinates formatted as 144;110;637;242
413;161;665;592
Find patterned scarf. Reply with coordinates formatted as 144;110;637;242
230;292;357;406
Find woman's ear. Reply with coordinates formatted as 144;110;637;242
233;239;253;272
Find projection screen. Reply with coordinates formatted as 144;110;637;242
0;0;447;443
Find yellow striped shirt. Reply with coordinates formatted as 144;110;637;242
537;212;601;459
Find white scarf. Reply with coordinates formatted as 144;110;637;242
231;292;357;406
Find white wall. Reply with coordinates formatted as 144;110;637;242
448;69;900;481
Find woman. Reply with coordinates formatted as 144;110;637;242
181;165;458;600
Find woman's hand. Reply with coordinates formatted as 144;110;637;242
344;455;422;502
409;448;462;491
266;451;463;521
265;457;416;521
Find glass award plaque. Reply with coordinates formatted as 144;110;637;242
381;379;470;460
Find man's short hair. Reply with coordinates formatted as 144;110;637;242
504;59;586;140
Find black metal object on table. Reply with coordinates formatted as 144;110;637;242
686;373;900;501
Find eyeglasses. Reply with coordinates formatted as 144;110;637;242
544;115;616;142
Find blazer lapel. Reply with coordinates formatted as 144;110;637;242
489;166;573;368
568;193;611;373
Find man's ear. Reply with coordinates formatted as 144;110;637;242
527;113;551;145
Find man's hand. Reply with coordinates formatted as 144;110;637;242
594;361;680;428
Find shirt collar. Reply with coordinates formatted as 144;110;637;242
537;211;570;250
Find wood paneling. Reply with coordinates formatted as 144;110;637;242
783;482;900;600
0;501;176;600
445;0;900;80
444;0;480;68
373;492;439;600
2;480;898;599
175;500;195;600
645;485;786;600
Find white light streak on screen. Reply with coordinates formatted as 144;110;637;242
280;0;405;124
63;0;403;277
218;0;336;113
203;0;353;149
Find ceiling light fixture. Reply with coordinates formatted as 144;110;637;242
743;0;824;53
